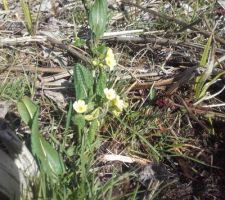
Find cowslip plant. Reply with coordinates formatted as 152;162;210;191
80;0;117;71
71;1;127;143
72;60;128;143
92;46;117;71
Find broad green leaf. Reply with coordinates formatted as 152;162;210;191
200;35;212;67
73;114;86;130
88;120;99;144
96;68;107;97
20;0;33;34
31;110;65;180
87;101;95;111
74;63;94;100
148;85;156;102
88;0;107;40
17;96;38;127
195;35;213;99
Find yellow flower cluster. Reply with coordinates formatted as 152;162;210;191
91;48;116;71
105;48;116;71
92;59;104;68
104;88;127;116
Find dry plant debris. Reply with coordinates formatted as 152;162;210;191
0;0;225;199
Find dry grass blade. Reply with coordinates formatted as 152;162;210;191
0;36;47;46
174;94;210;134
20;0;33;34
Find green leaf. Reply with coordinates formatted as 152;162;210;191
195;35;213;99
92;43;108;57
17;97;65;179
199;71;225;98
137;134;161;161
96;68;107;97
17;96;38;128
200;35;212;67
74;37;86;48
147;85;156;102
65;100;73;132
74;63;94;100
88;120;99;144
88;0;107;40
31;110;65;180
66;146;75;157
73;114;86;130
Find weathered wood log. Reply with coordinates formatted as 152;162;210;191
0;118;38;200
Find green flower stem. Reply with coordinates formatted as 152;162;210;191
82;0;89;13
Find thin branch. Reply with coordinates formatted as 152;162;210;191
39;31;92;65
104;36;225;54
0;35;47;46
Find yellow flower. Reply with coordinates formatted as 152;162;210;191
104;88;116;101
73;100;87;113
113;95;124;112
105;48;116;70
92;58;100;67
92;60;98;66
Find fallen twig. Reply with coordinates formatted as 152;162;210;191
0;35;47;46
130;78;174;91
0;33;92;65
39;31;92;65
104;35;225;54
